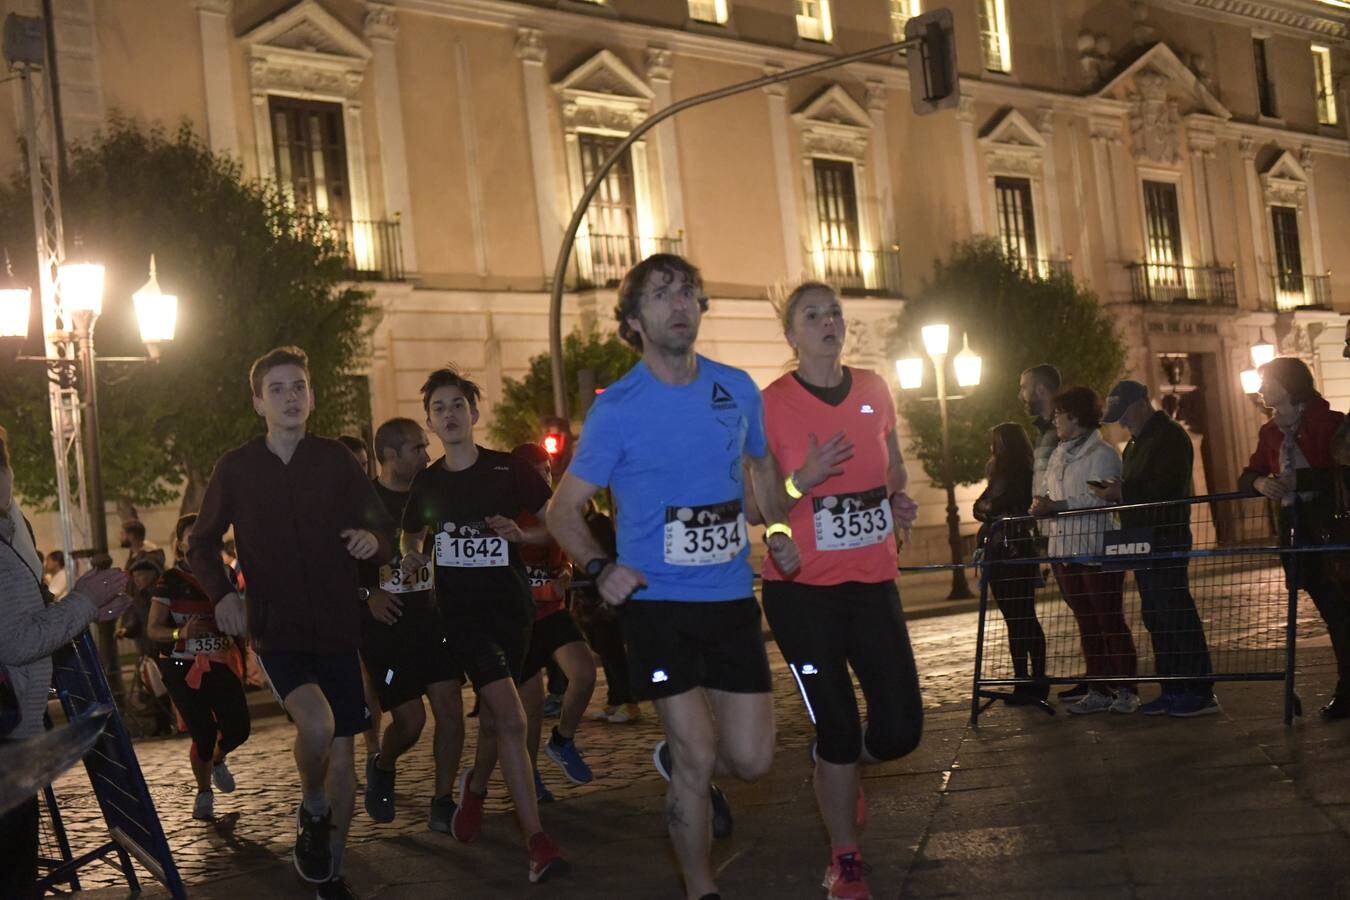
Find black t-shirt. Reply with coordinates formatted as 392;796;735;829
359;479;415;592
403;447;553;618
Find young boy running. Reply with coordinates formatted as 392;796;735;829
190;346;396;900
401;366;567;883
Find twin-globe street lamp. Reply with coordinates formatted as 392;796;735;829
1;256;177;688
895;323;982;600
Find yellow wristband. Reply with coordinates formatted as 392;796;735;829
784;473;803;500
765;522;793;541
172;627;181;642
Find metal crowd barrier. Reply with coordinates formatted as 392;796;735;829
964;491;1342;726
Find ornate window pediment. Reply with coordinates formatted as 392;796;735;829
243;0;370;100
978;109;1044;176
554;50;655;135
1261;150;1310;209
792;85;871;159
1094;43;1230;166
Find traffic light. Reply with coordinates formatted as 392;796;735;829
541;416;570;462
906;8;960;115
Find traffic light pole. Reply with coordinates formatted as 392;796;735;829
546;34;928;420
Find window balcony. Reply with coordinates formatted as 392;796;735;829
572;233;684;289
295;216;405;282
1272;273;1331;311
1015;256;1072;281
1125;262;1237;307
806;246;903;297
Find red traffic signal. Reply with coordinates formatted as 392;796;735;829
540;416;570;459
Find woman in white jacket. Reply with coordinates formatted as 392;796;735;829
1031;387;1139;715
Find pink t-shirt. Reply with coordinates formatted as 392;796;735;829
761;368;899;586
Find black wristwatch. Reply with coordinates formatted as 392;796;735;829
584;558;614;580
357;587;372;602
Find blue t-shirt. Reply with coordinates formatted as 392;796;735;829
569;356;767;602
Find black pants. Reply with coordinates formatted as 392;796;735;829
1284;544;1350;698
0;791;38;899
763;580;923;766
989;562;1046;681
1133;556;1213;694
157;658;251;763
578;610;633;707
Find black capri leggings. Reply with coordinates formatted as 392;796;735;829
762;580;923;766
157;657;251;763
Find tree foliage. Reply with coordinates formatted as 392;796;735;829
488;328;638;450
892;238;1126;487
0;119;376;511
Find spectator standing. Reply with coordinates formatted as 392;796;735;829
44;550;68;599
974;422;1047;704
1096;380;1217;717
1240;357;1350;720
1019;364;1062;497
1032;387;1138;715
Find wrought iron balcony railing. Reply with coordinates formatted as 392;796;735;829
1125;262;1237;307
806;246;903;297
573;233;684;288
1016;256;1072;281
295;216;405;282
1272;273;1331;311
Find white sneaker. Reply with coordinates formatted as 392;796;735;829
212;760;236;793
193;790;214;821
1066;689;1114;715
1110;689;1141;714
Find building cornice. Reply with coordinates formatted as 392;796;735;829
1155;0;1349;43
395;0;1350;157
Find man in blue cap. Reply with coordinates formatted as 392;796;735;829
1092;379;1218;717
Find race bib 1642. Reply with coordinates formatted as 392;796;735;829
435;522;509;568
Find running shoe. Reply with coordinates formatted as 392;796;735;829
534;769;556;804
294;803;334;883
589;705;617;721
192;790;214;822
653;741;734;839
527;831;568;884
429;795;456;833
315;876;359;900
211;759;236;793
1169;692;1221;718
451;770;485;843
607;703;641;724
364;754;396;823
1057;682;1092;703
1065;689;1114;716
823;851;873;899
544;736;594;785
1110;689;1141;714
1139;692;1179;716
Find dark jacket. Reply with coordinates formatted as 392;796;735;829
188;435;397;655
974;462;1034;560
1120;411;1194;541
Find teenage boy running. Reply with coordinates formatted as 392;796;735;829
401;367;567;883
360;417;468;831
190;346;396;900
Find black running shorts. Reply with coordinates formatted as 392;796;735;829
361;595;464;709
618;597;772;701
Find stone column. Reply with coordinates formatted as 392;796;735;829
645;46;686;241
365;2;418;273
866;80;895;247
517;28;566;281
1240;136;1269;306
1300;145;1326;278
957;94;984;233
194;0;238;157
764;65;804;280
1037;107;1064;256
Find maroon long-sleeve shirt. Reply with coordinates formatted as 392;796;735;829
188;435;396;654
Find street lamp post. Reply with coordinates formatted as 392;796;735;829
2;258;178;692
897;324;982;600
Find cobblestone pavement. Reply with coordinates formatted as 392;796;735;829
41;574;1339;893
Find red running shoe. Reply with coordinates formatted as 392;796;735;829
823;851;872;899
527;832;569;884
450;770;484;843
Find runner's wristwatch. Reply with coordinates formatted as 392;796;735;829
584;558;614;580
357;587;372;602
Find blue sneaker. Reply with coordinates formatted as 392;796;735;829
1139;692;1178;716
544;736;594;785
1169;693;1221;718
534;768;556;804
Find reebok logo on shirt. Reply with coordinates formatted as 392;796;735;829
711;382;736;410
